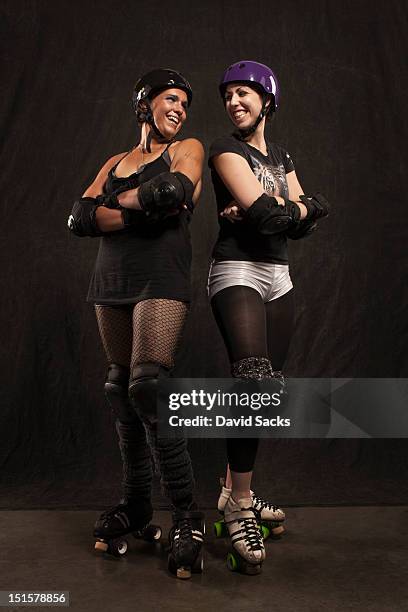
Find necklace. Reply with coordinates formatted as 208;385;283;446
137;141;167;174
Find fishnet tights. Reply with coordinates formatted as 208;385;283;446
96;299;192;508
95;299;188;372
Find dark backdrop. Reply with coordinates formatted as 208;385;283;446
1;0;407;509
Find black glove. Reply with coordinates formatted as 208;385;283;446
299;193;329;221
95;193;119;209
67;197;103;237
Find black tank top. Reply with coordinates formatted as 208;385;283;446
87;146;192;305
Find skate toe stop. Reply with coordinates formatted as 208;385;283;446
246;563;262;575
176;567;192;579
94;541;108;553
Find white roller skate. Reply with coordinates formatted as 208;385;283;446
223;495;265;574
216;485;285;539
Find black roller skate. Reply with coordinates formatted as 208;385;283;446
93;499;161;557
167;504;205;579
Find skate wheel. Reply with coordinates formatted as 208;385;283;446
94;540;108;553
141;524;162;542
227;552;262;575
214;520;227;538
261;521;285;538
226;552;238;572
108;537;128;557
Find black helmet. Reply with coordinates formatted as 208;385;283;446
132;68;192;114
132;68;192;147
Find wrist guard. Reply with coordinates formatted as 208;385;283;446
299;193;329;221
96;193;120;209
67;197;103;237
97;175;139;209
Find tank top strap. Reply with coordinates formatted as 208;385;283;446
162;142;173;168
111;151;132;175
112;142;172;177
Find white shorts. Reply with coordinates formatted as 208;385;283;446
207;260;293;303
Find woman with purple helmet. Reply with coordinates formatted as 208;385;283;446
208;60;329;574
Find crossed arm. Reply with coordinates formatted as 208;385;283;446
212;152;308;223
81;139;204;233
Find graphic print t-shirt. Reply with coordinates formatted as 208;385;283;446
208;135;295;263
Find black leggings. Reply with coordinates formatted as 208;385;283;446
211;286;295;473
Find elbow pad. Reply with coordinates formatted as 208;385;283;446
286;219;317;240
244;193;301;235
138;171;195;220
67;197;103;237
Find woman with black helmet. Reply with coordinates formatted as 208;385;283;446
68;68;205;579
208;60;329;574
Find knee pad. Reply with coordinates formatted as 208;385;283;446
231;357;286;409
128;362;169;426
104;363;135;424
231;356;273;380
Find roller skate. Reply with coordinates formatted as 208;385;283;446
168;504;205;579
215;485;285;540
223;495;265;575
93;499;161;557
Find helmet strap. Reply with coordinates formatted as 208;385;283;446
235;93;270;140
141;100;173;151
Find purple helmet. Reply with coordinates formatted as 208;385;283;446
219;60;279;111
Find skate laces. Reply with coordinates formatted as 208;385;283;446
178;518;194;544
252;495;280;512
170;516;203;551
227;505;263;551
238;516;263;551
100;504;128;520
99;503;152;530
99;504;132;530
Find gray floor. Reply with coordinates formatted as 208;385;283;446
1;507;407;612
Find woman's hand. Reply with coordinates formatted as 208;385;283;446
220;201;244;222
82;152;129;232
117;188;141;210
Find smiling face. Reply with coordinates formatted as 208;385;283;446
224;83;266;129
150;88;188;139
